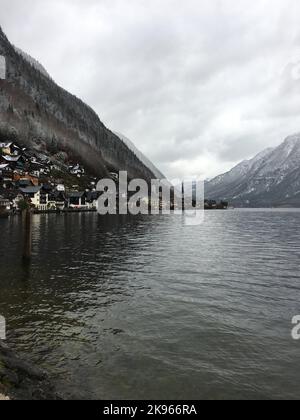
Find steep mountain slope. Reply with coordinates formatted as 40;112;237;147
205;134;300;207
0;25;156;181
13;46;52;80
115;132;165;180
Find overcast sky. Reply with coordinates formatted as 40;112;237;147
2;0;300;179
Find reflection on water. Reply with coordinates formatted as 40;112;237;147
1;210;300;399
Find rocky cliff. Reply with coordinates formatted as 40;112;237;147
0;26;156;181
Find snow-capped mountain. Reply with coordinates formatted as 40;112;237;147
13;46;52;80
205;134;300;207
115;132;165;180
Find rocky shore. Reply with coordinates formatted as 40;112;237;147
0;340;61;400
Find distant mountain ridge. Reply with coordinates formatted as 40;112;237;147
0;25;157;181
115;132;165;180
205;134;300;207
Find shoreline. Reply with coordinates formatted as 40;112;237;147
0;340;61;400
0;208;97;218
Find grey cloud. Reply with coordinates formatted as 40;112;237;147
1;0;300;179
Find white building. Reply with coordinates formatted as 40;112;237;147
19;186;45;210
56;184;65;192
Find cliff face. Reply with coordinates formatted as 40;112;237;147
0;26;156;181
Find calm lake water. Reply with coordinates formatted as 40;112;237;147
0;210;300;400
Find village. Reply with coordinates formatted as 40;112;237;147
0;140;101;217
0;140;228;217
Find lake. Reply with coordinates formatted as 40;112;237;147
0;209;300;400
